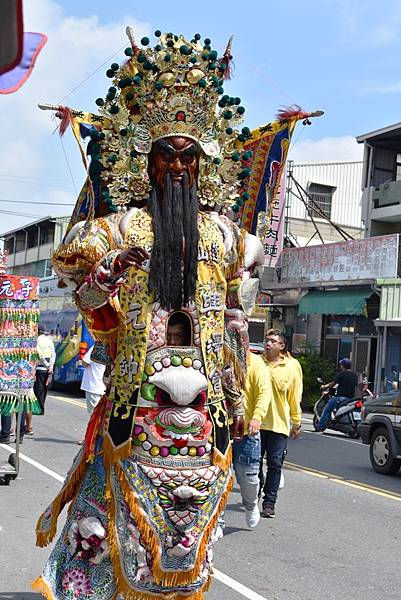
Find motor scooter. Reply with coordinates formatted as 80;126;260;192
312;378;364;438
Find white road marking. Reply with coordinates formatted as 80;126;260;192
0;443;65;482
213;569;269;600
1;398;268;600
301;429;364;446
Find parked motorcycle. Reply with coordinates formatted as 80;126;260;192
312;378;364;438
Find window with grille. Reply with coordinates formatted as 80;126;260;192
44;259;53;278
395;153;401;181
306;182;336;219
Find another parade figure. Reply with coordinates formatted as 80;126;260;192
34;29;263;600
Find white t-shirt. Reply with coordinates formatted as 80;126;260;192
80;347;106;395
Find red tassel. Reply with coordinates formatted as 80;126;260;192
221;34;234;80
276;105;311;121
84;395;107;461
56;105;73;137
221;57;233;80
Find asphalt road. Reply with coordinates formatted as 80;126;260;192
1;392;400;600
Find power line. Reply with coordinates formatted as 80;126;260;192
59;137;79;195
0;173;70;184
0;198;75;206
0;209;43;218
58;44;126;104
0;176;73;189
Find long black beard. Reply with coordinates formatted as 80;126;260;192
148;172;199;310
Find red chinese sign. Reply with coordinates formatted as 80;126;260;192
0;275;39;300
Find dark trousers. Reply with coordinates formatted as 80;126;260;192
259;430;288;506
0;413;25;438
34;369;49;414
1;415;11;436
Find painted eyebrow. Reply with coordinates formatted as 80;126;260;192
156;140;199;154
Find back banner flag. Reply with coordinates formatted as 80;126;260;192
240;107;318;262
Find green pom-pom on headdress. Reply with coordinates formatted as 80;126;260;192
95;98;104;106
141;37;150;46
238;168;251;179
154;29;162;37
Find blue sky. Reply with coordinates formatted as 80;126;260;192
1;0;401;232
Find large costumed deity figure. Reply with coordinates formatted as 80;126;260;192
34;29;264;600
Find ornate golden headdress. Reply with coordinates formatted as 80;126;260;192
85;28;252;212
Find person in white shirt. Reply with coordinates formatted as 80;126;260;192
25;326;56;436
80;346;106;415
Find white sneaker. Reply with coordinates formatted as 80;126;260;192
279;472;285;489
213;524;224;541
245;506;260;529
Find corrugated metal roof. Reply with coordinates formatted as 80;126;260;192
289;160;363;228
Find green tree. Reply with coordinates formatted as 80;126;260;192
297;348;336;410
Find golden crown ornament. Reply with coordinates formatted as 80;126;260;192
83;29;252;212
38;30;253;215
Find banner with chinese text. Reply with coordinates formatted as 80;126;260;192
262;172;286;267
241;113;299;236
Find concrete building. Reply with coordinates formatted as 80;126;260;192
286;160;364;246
253;160;366;346
1;216;69;278
256;155;401;386
357;122;401;392
357;122;401;236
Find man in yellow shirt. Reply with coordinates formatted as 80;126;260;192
260;329;303;518
233;351;272;528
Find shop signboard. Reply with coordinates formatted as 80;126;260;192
280;234;399;283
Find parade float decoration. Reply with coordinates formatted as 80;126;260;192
34;28;321;600
0;250;40;415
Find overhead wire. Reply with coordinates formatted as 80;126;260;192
0;198;74;206
50;44;129;201
0;173;71;184
57;44;127;104
0;176;73;189
0;209;43;218
59;137;79;195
